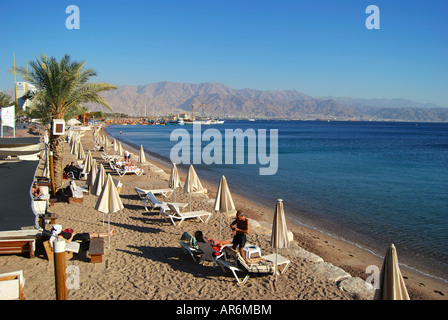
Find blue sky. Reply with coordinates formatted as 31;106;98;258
1;0;447;106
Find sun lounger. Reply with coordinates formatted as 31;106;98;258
0;238;36;259
197;242;224;268
141;191;187;212
68;180;88;203
179;241;202;263
0;270;25;300
115;165;143;177
135;187;174;199
164;203;212;227
217;247;276;284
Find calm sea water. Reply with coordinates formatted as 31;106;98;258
107;121;448;281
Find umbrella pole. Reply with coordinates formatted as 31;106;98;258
108;214;110;249
219;211;222;240
189;192;192;212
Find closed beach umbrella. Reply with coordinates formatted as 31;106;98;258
138;145;146;164
183;165;203;211
70;139;78;155
214;175;235;239
105;136;110;150
169;163;180;201
118;141;123;156
77;142;85;160
92;164;106;196
87;161;97;192
82;150;93;176
113;138;118;155
271;199;289;282
95;173;124;248
374;244;410;300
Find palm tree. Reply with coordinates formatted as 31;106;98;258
14;54;117;194
0;92;13;107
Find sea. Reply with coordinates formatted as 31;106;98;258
106;120;448;282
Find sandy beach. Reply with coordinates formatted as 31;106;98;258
1;124;447;301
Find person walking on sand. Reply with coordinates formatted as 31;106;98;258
230;210;250;259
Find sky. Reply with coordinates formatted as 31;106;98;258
0;0;447;106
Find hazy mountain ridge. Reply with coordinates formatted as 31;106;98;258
4;81;447;121
91;81;447;121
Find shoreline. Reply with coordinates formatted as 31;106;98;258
106;124;448;300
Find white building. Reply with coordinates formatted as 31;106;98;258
16;82;37;110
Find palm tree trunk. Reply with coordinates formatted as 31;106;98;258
49;125;66;194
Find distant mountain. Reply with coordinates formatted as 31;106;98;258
4;81;448;121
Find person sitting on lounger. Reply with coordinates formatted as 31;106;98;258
195;230;232;255
50;224;115;249
68;162;82;179
31;181;43;199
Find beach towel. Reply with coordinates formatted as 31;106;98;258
180;232;199;249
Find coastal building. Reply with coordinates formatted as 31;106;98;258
16;82;37;110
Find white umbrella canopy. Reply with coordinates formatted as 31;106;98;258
374;244;410;300
183;165;203;211
214;175;236;239
169;163;181;201
70;139;78;155
113;138;118;155
77;142;85;160
271;199;289;282
138;145;146;164
95;173;124;248
118;142;123;156
82;150;93;175
92;164;106;196
87;161;97;192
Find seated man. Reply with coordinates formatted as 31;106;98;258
67;162;82;179
31;181;43;199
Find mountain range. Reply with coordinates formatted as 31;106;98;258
87;82;448;122
5;81;448;122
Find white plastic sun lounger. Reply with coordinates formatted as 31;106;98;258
135;187;174;199
164;203;212;227
141;191;187;212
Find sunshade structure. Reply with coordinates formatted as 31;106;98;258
271;199;289;282
82;150;93;176
92;164;106;196
70;140;78;156
113;138;118;155
183;165;203;211
169;163;181;201
95;174;124;248
214;175;235;239
0;137;42;157
77;142;85;160
374;244;410;300
138;145;146;164
87;161;97;192
118;142;123;157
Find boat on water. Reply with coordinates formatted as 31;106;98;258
248;119;255;122
166;119;185;125
182;119;224;125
